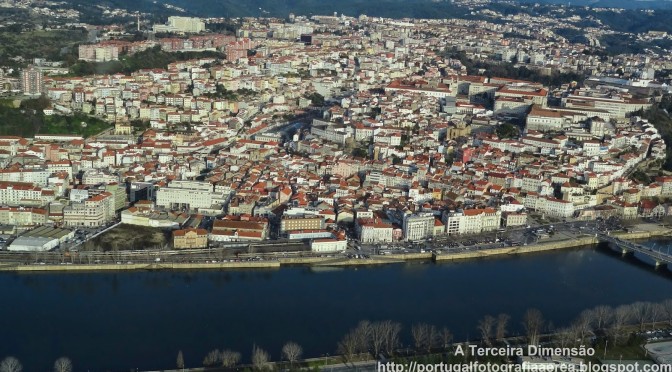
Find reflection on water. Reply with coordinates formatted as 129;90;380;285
1;247;672;371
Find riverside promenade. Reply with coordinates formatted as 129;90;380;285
0;223;670;273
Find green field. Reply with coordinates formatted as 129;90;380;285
0;29;87;68
0;99;112;138
40;113;112;137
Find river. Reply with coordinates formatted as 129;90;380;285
1;242;671;371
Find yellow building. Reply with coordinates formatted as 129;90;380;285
446;121;471;140
173;228;208;249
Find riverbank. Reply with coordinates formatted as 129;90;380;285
434;226;671;262
0;224;670;273
0;260;281;272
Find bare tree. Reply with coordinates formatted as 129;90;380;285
176;351;184;370
631;302;653;331
427;325;439;352
553;327;575;348
337;330;357;362
221;350;241;368
609;304;634;345
571;314;592;343
523;308;544;345
53;358;72;372
381;320;402;355
496;314;510;341
478;315;496;346
203;349;221;367
411;323;429;351
370;322;387;357
441;328;453;349
0;357;22;372
282;341;303;367
251;344;270;370
650;303;665;330
353;321;372;354
593;305;614;330
662;299;672;326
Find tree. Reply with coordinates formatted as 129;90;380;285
282;341;303;367
631;302;653;331
352;147;368;158
441;328;453;349
251;344;270;370
592;305;614;330
0;357;22;372
496;123;519;139
370;322;387;356
650;303;665;330
353;321;372;354
176;350;184;370
523;308;544;345
496;314;510;341
53;357;72;372
221;350;241;368
554;327;575;348
609;304;634;345
203;349;221;367
411;323;438;353
572;311;593;343
478;315;496;346
337;330;357;362
412;323;429;351
662;299;672;326
306;92;325;107
381;320;402;355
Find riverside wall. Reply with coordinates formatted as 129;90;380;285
0;261;281;272
1;226;669;273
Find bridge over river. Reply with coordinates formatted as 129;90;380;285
598;233;672;269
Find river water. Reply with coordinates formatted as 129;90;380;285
1;242;671;371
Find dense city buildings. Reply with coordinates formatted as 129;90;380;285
0;7;669;253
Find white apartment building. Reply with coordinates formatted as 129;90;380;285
0;169;51;186
0;207;48;226
311;238;347;253
0;182;55;207
156;180;227;211
444;208;501;236
359;222;393;243
153;17;205;34
403;213;435;241
82;170;120;185
524;194;575;218
63;192;115;227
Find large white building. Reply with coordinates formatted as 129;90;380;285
311;238;347;253
153;17;205;34
403;213;435;241
63;192;115;227
444;208;501;236
359;221;393;243
156;180;227;212
0;181;55;207
524;194;575;218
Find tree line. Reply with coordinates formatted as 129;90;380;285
176;298;672;369
0;356;71;372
